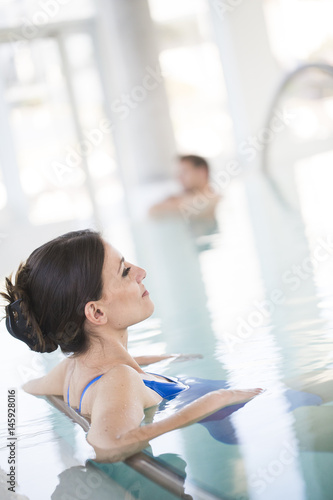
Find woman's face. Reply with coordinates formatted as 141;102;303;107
99;242;154;330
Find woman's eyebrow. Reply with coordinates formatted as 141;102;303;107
118;256;125;274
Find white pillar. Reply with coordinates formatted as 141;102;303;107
0;72;29;223
94;0;177;211
208;0;281;151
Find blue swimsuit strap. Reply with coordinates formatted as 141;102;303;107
67;374;103;413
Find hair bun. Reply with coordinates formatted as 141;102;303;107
6;299;37;347
2;271;58;353
2;229;104;356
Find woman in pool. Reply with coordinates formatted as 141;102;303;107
2;229;262;462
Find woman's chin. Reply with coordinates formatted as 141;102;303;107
132;303;155;326
145;299;155;317
148;300;155;315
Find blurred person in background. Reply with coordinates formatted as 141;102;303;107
149;155;220;219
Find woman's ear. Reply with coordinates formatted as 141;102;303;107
84;302;107;326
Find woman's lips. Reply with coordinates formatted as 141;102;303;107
142;290;149;297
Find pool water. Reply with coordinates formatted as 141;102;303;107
0;171;333;499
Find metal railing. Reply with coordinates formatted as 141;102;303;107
47;395;224;500
261;62;333;208
262;62;333;174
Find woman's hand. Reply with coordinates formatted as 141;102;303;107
170;353;203;362
217;387;265;406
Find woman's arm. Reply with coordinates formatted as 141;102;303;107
133;353;203;366
149;196;184;216
87;365;263;462
22;357;71;396
133;354;177;366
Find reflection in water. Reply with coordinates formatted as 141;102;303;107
131;215;222;368
187;216;220;253
0;466;29;500
51;451;192;500
237;173;333;499
130;214;250;497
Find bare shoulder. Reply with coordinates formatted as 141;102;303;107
91;364;157;419
22;356;73;396
94;364;146;402
87;365;148;449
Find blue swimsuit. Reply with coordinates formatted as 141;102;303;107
67;372;189;414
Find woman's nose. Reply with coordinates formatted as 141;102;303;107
136;266;146;283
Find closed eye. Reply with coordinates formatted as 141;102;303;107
122;266;131;277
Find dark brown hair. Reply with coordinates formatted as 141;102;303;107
1;229;105;355
179;155;209;173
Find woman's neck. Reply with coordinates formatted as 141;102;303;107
74;327;144;374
